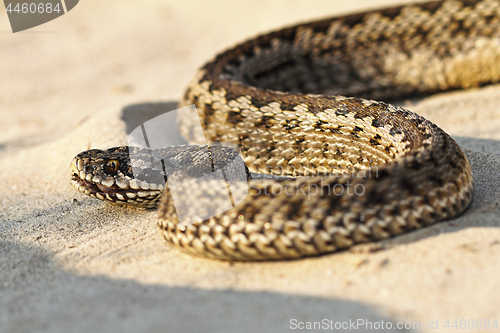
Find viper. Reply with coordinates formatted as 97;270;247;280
71;0;500;260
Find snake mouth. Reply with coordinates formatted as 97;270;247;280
71;171;100;194
71;171;118;195
70;158;162;208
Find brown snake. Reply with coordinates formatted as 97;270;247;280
71;0;500;260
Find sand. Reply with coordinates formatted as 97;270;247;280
1;1;500;332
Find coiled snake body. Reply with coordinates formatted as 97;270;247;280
71;0;500;260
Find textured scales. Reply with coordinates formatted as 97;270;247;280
72;0;500;261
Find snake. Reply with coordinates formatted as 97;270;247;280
70;0;500;261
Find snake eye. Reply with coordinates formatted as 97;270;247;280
105;159;120;174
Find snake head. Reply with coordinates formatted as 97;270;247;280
70;145;251;209
70;146;165;208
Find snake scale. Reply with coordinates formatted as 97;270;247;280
71;0;500;260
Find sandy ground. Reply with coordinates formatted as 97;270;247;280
1;1;500;332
